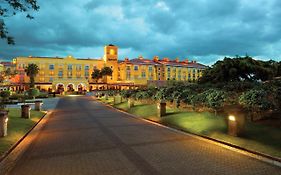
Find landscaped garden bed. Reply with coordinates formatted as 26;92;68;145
97;96;281;158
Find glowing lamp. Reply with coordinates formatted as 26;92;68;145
228;115;236;121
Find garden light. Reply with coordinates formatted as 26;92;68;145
228;115;236;121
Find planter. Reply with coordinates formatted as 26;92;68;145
35;100;43;111
0;110;9;137
21;105;31;119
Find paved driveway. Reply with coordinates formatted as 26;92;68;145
9;96;281;175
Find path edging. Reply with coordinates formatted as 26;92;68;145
0;111;52;175
95;99;281;168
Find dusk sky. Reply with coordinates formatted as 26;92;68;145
1;0;281;64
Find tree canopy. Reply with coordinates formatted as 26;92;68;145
199;56;281;83
0;0;39;44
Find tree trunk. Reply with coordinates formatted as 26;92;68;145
30;76;35;88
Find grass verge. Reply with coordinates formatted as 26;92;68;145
0;108;45;156
112;100;281;158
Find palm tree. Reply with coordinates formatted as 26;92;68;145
91;69;102;83
25;63;39;88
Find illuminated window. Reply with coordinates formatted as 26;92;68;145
76;64;82;71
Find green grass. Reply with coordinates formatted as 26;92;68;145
0;108;45;156
98;96;114;105
112;100;281;158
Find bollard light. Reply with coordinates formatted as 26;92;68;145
5;118;8;123
228;115;236;121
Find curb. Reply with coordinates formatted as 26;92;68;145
95;99;281;168
0;111;52;175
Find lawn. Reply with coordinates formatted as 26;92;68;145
0;108;45;157
113;100;281;158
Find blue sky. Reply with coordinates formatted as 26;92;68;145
1;0;281;64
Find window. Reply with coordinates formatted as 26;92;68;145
49;77;53;82
58;70;63;77
67;64;72;70
126;66;131;71
49;64;54;70
134;65;138;71
126;72;131;80
193;69;196;74
85;71;89;77
167;67;170;72
77;72;81;78
68;71;72;78
178;75;181;79
76;64;82;71
148;66;153;72
85;65;89;71
141;71;146;78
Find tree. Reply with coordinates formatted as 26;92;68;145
91;69;102;83
0;90;11;109
199;56;278;83
27;88;39;100
205;89;226;116
101;67;113;77
25;63;39;88
239;89;272;121
1;0;39;44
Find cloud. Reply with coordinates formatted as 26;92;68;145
0;0;281;64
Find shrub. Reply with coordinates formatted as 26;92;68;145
26;88;40;99
239;89;273;120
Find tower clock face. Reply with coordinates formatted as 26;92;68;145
110;49;115;55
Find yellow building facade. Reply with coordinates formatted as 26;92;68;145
12;45;207;92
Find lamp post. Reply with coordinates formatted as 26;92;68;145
157;100;166;117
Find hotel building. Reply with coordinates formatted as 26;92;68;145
11;45;207;92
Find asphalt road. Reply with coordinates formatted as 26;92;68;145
9;96;281;175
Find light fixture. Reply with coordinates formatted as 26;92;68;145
228;115;236;121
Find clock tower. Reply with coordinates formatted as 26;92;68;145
103;44;118;63
103;44;118;83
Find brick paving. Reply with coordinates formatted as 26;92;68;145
8;96;281;175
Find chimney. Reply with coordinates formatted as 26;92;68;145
163;57;169;62
125;57;129;62
184;58;189;63
175;58;179;62
138;55;143;60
